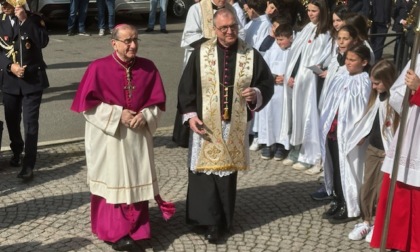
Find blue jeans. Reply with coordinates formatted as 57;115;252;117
97;0;115;30
148;0;167;29
68;0;89;32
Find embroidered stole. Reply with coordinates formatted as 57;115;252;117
200;0;235;39
196;39;253;172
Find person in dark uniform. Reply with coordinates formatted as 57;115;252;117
368;0;392;62
392;0;415;62
0;1;49;180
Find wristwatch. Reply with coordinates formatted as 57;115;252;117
6;63;12;72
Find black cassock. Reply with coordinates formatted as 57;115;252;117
176;40;274;229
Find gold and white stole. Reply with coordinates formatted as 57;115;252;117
196;39;253;172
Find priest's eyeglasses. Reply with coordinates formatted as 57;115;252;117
114;38;140;45
215;23;238;33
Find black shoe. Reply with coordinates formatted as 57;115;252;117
111;236;136;251
311;187;334;201
274;144;288;161
260;145;272;160
67;31;75;36
322;200;340;219
145;28;154;32
160;29;168;34
205;226;219;244
328;205;355;224
10;154;22;167
17;167;33;181
311;191;334;201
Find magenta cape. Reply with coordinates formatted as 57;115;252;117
71;54;166;113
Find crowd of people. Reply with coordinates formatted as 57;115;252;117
1;0;420;251
174;0;420;251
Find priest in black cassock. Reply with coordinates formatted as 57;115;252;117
176;8;274;244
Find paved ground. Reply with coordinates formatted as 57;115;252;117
0;127;377;252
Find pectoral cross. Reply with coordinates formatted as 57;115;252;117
123;68;135;98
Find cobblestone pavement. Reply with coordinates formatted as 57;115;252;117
0;128;376;252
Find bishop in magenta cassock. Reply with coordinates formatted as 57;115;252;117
71;24;174;251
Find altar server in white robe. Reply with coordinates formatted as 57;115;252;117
243;0;273;51
280;0;331;170
180;0;244;68
371;53;420;252
257;23;293;160
318;25;361;112
320;44;371;224
347;59;398;241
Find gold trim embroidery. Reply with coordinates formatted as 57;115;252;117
196;39;253;172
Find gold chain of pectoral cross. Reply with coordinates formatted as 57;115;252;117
112;53;135;99
124;68;135;99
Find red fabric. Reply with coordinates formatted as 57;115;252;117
71;52;166;113
409;88;420;106
370;174;420;251
90;194;151;243
154;194;176;221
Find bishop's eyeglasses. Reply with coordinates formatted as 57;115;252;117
114;38;140;45
215;23;238;33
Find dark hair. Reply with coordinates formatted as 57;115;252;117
309;0;331;38
247;0;266;15
277;0;309;32
330;4;350;38
274;23;294;38
270;14;292;26
338;25;362;45
343;13;369;41
345;44;371;72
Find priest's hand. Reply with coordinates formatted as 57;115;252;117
130;112;146;129
405;69;420;92
189;116;206;135
288;77;294;88
241;87;257;103
121;109;137;127
275;75;284;85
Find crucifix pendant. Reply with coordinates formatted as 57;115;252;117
124;82;135;98
124;69;135;98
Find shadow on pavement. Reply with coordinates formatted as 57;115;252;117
0;191;90;228
0;151;86;198
142;180;327;251
0;237;92;252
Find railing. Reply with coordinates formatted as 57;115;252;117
369;31;411;72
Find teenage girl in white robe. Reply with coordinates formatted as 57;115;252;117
319;44;372;223
279;0;331;170
347;60;398;241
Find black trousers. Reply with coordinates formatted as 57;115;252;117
370;22;388;62
328;138;345;204
186;170;237;229
3;91;43;169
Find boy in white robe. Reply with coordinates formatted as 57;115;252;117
256;24;293;160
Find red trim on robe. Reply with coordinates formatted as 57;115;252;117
409;88;420;106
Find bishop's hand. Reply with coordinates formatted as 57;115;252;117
121;109;136;128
